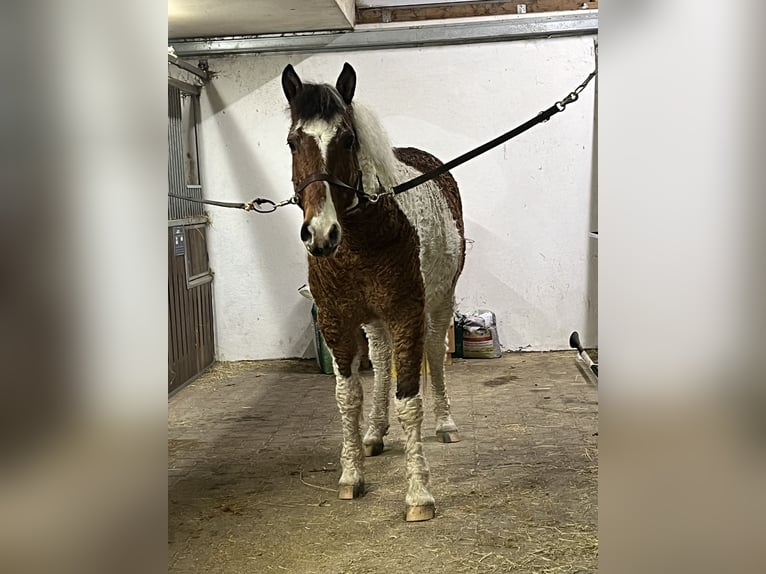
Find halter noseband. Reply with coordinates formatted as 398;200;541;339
293;172;362;195
293;171;377;213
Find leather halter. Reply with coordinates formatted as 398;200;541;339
293;171;373;213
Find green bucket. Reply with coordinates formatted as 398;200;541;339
311;304;334;375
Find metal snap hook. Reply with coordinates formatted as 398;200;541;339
250;198;278;213
280;195;300;208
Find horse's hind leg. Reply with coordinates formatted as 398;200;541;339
328;331;365;500
390;314;435;522
362;321;392;457
426;304;460;443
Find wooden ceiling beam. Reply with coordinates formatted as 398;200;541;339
357;1;598;25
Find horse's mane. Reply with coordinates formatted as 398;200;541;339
350;103;398;196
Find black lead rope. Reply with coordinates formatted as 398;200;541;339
167;69;597;212
391;104;562;195
391;69;597;196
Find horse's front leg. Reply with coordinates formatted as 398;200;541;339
362;321;392;457
390;312;435;522
325;326;365;500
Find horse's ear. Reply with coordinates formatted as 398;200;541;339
336;63;356;105
282;64;302;104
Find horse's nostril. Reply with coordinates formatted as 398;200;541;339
328;224;340;245
300;222;311;242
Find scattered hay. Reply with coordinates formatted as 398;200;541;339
190;359;322;388
200;361;258;383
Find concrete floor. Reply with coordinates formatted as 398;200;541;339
169;352;598;573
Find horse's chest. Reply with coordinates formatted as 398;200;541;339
308;244;423;314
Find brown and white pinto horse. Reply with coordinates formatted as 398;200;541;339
282;63;465;521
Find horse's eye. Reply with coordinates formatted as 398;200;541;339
339;133;355;150
287;138;298;153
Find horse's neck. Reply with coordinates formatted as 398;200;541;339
341;197;411;252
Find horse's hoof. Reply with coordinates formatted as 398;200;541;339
405;503;435;522
364;442;384;457
436;431;461;443
338;482;364;500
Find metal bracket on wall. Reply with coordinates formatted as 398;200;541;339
168;56;209;81
168;55;209;94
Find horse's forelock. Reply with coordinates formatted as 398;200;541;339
291;83;347;123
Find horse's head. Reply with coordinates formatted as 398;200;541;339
282;63;362;257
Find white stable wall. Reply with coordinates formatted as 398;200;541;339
199;35;598;360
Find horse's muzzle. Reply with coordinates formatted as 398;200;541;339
308;243;339;258
304;222;340;258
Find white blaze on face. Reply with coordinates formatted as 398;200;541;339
298;116;342;163
304;181;340;252
297;117;343;252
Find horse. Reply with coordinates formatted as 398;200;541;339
281;62;465;522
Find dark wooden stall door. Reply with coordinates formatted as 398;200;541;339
168;85;214;393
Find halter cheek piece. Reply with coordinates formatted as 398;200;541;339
293;171;375;213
